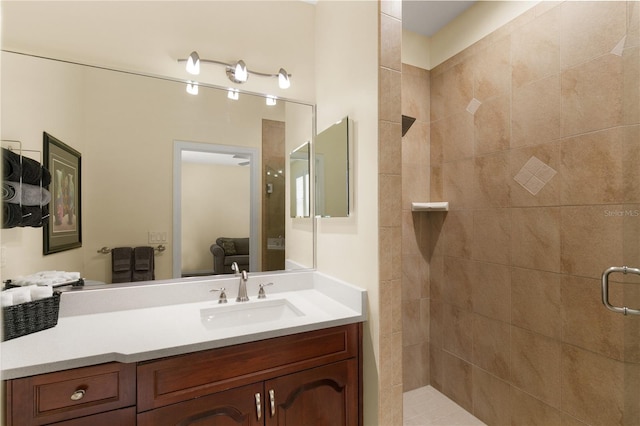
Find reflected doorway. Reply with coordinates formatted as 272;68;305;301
173;141;258;278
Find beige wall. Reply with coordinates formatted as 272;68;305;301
427;2;640;424
181;162;250;272
1;53;86;276
315;0;380;424
1;1;316;102
284;102;314;270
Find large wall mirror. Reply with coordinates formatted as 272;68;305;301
1;51;315;283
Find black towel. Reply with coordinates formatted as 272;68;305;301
111;247;133;283
2;203;21;228
20;205;46;227
2;148;21;182
41;166;52;187
2;148;52;186
132;246;155;282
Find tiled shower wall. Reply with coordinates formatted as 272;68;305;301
401;63;431;391
425;2;639;425
379;1;404;424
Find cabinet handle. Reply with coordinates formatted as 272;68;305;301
269;389;275;417
255;392;262;420
70;389;86;401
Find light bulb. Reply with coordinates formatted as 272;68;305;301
234;60;248;82
266;96;277;106
186;51;200;75
186;82;198;95
227;88;239;100
278;68;290;89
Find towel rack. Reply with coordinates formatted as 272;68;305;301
97;245;166;254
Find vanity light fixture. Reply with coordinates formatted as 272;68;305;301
266;95;277;106
178;51;291;89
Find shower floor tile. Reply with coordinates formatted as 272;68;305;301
403;386;486;426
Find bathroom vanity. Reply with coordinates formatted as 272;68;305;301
2;271;366;425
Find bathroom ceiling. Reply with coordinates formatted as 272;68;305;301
403;1;477;37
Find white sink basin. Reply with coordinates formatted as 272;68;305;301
201;299;305;329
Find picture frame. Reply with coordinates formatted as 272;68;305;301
43;132;82;254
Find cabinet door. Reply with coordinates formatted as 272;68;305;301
137;382;264;426
265;360;358;426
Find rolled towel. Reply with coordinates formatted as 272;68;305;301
20;205;47;228
2;203;22;228
2;182;52;206
5;286;32;304
20;155;43;186
1;292;13;307
30;285;53;301
41;166;52;187
2;147;21;182
2;148;51;186
12;270;81;286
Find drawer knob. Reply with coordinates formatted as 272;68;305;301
70;389;86;401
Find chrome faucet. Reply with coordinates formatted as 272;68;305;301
237;269;249;302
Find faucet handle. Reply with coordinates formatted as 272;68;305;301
258;282;274;299
210;287;228;304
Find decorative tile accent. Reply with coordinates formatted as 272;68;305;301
611;36;626;56
513;156;557;195
466;98;482;115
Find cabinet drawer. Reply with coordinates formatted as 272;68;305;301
138;323;359;411
8;362;136;425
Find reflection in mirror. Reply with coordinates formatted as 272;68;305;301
315;117;350;218
289;142;310;218
175;142;258;277
1;51;315;283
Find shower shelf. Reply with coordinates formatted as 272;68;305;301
411;202;449;212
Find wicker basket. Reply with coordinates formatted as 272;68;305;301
3;292;61;341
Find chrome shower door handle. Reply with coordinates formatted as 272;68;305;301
601;266;640;316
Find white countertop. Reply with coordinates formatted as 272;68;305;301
1;270;367;380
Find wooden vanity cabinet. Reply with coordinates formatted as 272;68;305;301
6;323;362;426
137;323;362;426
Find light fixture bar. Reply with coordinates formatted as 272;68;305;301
177;52;291;88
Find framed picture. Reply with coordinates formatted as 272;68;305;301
43;132;82;254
